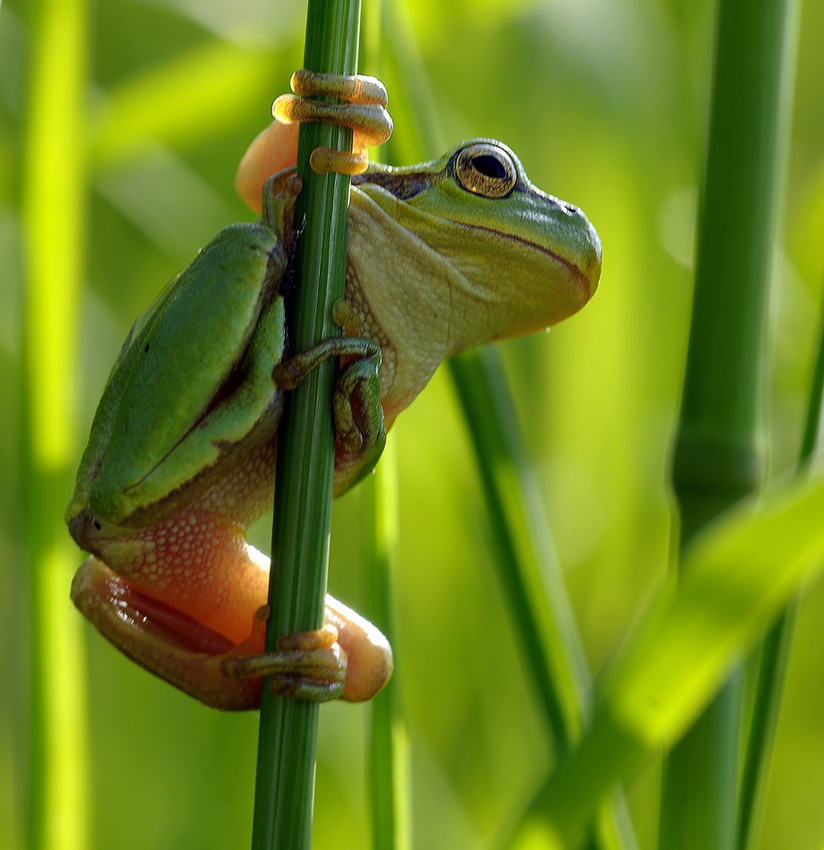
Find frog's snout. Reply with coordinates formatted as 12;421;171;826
576;210;602;302
68;508;102;551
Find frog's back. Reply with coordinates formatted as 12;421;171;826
70;223;287;527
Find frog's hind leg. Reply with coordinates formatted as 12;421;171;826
71;556;265;710
72;556;393;709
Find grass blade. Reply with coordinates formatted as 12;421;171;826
449;349;589;749
450;349;637;850
357;12;411;846
506;467;824;849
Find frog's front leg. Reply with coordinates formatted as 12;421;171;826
274;328;387;494
273;69;393;175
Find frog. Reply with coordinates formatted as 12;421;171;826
67;72;602;710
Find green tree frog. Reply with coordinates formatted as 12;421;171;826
67;97;602;711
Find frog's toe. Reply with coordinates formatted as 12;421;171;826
268;671;346;701
222;625;348;703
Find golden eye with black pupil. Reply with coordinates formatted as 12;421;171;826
455;143;517;199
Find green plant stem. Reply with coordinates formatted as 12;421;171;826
736;294;824;850
251;2;361;848
363;443;412;850
659;0;799;848
357;13;411;846
21;0;91;848
504;467;824;849
450;349;636;850
450;351;589;750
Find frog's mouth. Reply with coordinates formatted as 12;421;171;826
72;556;264;710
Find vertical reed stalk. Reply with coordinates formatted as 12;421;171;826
363;445;412;850
251;2;361;848
659;0;800;847
450;349;636;850
736;298;824;850
357;12;411;843
21;0;91;847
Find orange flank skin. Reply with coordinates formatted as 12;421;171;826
89;508;269;645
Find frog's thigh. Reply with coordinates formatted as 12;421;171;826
71;556;265;710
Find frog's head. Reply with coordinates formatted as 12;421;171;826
353;139;602;350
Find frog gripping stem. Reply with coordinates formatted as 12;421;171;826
272;334;387;489
273;69;393;174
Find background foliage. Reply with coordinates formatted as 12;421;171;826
2;0;824;848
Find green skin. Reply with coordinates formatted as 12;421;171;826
66;139;602;710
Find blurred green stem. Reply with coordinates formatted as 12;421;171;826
363;443;412;850
736;294;824;850
251;2;361;848
659;0;799;848
450;351;590;751
450;349;637;850
21;0;91;847
359;11;412;846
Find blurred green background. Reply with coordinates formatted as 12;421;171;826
3;0;824;848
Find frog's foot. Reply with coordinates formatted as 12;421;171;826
221;619;348;702
71;557;389;710
273;69;393;174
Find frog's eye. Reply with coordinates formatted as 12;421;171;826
455;143;517;199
